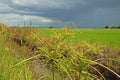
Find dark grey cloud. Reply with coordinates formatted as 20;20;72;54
86;0;120;8
0;0;120;27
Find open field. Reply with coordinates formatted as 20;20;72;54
34;28;120;47
0;24;120;80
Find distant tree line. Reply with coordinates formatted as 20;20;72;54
49;26;56;28
104;25;120;29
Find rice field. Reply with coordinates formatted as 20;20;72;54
0;25;120;80
34;28;120;47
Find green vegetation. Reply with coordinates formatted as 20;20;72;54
104;25;120;29
0;31;32;80
0;24;120;80
34;28;120;47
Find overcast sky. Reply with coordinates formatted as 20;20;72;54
0;0;120;27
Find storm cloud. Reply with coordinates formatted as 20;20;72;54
0;0;120;27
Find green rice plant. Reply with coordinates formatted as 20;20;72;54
35;28;120;47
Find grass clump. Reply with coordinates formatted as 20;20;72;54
23;27;119;80
0;25;33;80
